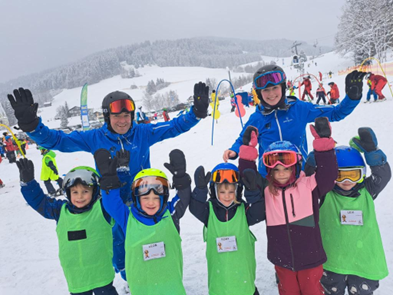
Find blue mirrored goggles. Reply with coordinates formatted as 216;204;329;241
254;71;286;90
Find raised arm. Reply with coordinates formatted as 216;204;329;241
350;127;391;199
94;149;128;234
17;158;65;221
190;166;211;226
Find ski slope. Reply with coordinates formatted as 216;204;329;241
1;51;393;294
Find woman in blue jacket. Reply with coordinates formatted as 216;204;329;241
223;65;367;176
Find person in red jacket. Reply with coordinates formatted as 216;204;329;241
300;76;314;101
327;82;340;104
0;178;4;188
162;108;170;122
367;73;387;101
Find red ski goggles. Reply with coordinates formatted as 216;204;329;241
109;99;135;114
263;150;300;168
211;169;240;184
254;71;286;90
132;176;169;197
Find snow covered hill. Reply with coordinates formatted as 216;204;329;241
1;51;393;294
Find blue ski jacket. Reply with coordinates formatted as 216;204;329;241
229;95;360;176
28;108;200;201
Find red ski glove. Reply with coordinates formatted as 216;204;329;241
239;126;259;161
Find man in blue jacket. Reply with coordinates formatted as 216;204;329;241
7;82;209;280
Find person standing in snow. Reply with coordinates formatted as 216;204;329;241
7;83;209;281
136;106;148;124
38;147;63;197
16;159;119;295
300;76;314;101
94;149;191;295
366;72;387;102
327;81;340;104
189;128;265;295
222;64;366;177
240;117;337;295
317;128;391;295
162;108;170;122
316;83;327;105
365;77;378;103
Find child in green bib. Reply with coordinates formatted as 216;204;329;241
190;142;265;295
94;148;191;295
16;159;118;295
318;128;390;295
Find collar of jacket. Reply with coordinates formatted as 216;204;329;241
101;122;136;140
332;182;364;197
258;97;296;115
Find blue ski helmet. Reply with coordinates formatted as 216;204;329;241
335;145;366;170
263;141;302;179
209;163;243;202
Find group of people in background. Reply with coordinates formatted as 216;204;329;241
4;63;390;295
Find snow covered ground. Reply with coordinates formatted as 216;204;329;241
1;51;393;294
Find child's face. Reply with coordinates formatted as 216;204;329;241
336;180;357;191
272;164;292;184
217;183;236;207
260;85;282;106
140;193;161;215
70;184;93;208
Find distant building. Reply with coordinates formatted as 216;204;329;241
68;106;81;117
43;102;52;107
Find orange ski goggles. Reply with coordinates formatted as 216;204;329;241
109;99;135;114
211;169;239;184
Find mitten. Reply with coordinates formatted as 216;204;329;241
239;126;259;161
350;127;387;166
94;149;122;192
194;166;211;189
7;88;39;132
345;70;367;100
16;158;35;183
163;149;191;190
192;82;209;118
309;117;335;151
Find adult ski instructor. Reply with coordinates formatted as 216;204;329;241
7;82;210;281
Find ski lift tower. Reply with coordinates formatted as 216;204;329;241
291;41;305;74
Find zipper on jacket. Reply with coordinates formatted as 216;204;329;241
281;189;296;270
274;110;283;141
290;193;296;217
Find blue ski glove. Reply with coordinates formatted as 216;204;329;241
350;127;387;166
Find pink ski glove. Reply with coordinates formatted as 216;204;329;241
239;126;259;161
310;117;335;151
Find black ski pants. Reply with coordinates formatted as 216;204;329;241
70;281;118;295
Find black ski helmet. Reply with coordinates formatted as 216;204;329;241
102;91;136;125
253;64;287;109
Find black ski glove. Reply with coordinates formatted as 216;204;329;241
7;88;39;132
350;127;378;153
48;161;58;175
194;166;211;189
310;117;331;138
345;70;367;100
164;149;191;190
192;82;209;118
116;150;130;170
94;149;122;192
16;158;35;183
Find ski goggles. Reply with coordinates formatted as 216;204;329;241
132;176;169;197
63;168;99;190
211;169;239;184
254;71;286;90
263;150;300;168
109;99;135;114
336;168;365;183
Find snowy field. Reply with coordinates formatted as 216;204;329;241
1;51;393;294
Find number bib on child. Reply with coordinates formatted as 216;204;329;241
142;242;166;261
216;236;238;253
340;210;363;225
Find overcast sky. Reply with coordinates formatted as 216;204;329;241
0;0;345;83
